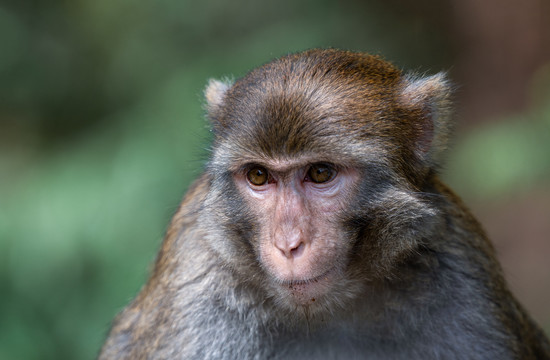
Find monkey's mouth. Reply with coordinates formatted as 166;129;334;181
279;267;336;304
285;267;335;286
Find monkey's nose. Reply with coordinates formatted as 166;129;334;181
276;240;305;259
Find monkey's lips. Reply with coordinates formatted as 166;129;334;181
280;267;336;305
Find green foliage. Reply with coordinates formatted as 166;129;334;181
445;94;550;199
0;71;209;358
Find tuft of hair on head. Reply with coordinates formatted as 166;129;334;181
398;72;454;169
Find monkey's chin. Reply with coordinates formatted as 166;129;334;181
279;267;336;306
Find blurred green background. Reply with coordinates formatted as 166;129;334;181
0;0;549;359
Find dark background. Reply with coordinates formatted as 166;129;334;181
0;0;549;358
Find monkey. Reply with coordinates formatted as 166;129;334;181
99;49;550;359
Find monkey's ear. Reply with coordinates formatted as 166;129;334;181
204;78;234;113
399;72;453;168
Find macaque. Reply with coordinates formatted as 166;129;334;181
99;49;550;359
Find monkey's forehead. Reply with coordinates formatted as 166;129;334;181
214;82;404;155
210;86;405;169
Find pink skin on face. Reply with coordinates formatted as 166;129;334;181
233;159;359;304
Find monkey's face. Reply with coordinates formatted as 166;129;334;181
231;158;361;307
203;49;449;315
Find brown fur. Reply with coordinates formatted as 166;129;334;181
100;49;550;359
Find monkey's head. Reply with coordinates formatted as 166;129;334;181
200;49;452;317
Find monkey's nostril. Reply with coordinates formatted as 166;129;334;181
290;242;305;258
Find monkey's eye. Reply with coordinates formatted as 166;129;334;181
307;163;336;184
247;166;269;186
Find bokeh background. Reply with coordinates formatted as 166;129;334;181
1;0;549;358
